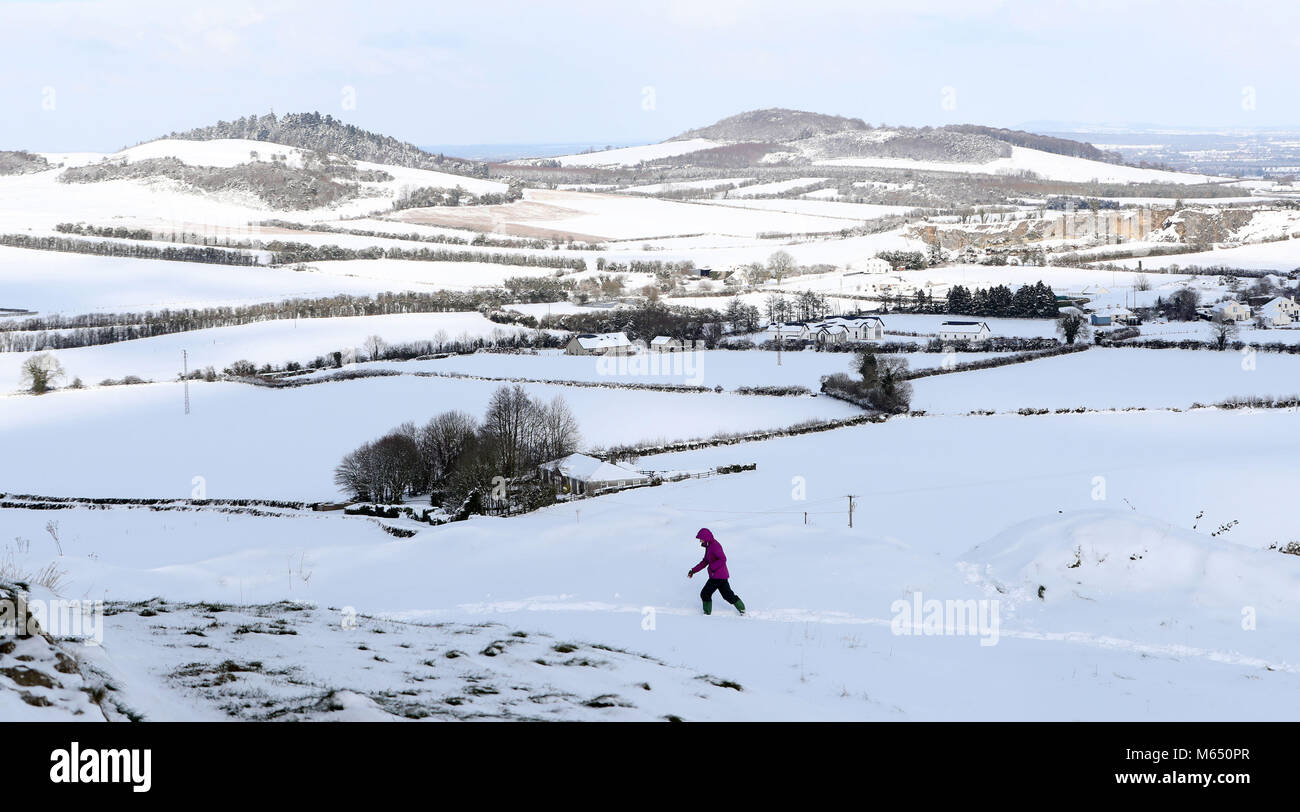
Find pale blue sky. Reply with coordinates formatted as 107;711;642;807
2;0;1297;151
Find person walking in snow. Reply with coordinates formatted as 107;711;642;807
687;528;745;616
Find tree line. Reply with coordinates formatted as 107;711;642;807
0;232;261;266
0;291;525;352
264;240;586;270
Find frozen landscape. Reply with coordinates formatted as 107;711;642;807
5;4;1300;729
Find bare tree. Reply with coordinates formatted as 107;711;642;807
20;352;65;394
534;395;581;463
417;410;479;496
767;250;796;284
1210;316;1239;350
363;335;386;362
482;384;541;477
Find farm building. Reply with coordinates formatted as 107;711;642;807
767;322;811;342
938;321;992;343
1090;314;1112;327
538;453;650;495
649;336;684;352
565;332;634;356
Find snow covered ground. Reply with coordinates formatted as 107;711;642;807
816;145;1227;185
339;348;988;391
1106;237;1300;272
0;376;860;500
700;198;917;221
729;178;830;197
0;138;510;233
0;312;533;390
6;408;1299;721
10;125;1300;724
909;347;1300;413
0;247;558;317
519;139;721;168
619;177;753;195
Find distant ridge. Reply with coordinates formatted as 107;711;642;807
672;108;868;142
669;107;1120;164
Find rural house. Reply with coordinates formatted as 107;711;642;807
1210;301;1252;322
1256;297;1296;327
858;257;891;274
766;322;811;343
938;321;992;343
650;336;684;352
1256;296;1299;327
565;332;634;356
538;453;650;495
814;323;850;345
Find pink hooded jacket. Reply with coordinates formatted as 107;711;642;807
689;528;730;579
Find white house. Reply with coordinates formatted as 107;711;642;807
938;321;992;343
649;336;684;352
565;332;634;356
814;323;850;345
766;322;810;342
538;453;649;495
858;257;891;274
819;315;885;342
1211;301;1252;323
1257;296;1299;327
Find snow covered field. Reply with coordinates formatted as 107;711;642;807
729;178;829;197
909;348;1300;413
0;376;860;500
0;247;559;317
700;198;916;221
816;145;1227;185
619;177;753;195
0;312;533;391
1106;237;1300;271
5;408;1299;720
341;348;988;391
522;139;721;167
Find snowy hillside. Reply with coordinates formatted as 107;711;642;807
817;145;1226;185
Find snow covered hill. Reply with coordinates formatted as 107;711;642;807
4;405;1299;720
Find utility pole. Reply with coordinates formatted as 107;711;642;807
847;494;856;528
182;349;190;415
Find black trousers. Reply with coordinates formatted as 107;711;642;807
700;578;739;604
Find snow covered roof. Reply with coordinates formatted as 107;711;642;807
766;322;807;334
538;453;648;484
650;335;679;346
826;315;883;326
941;321;989;331
573;332;631;350
1257;298;1292;316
